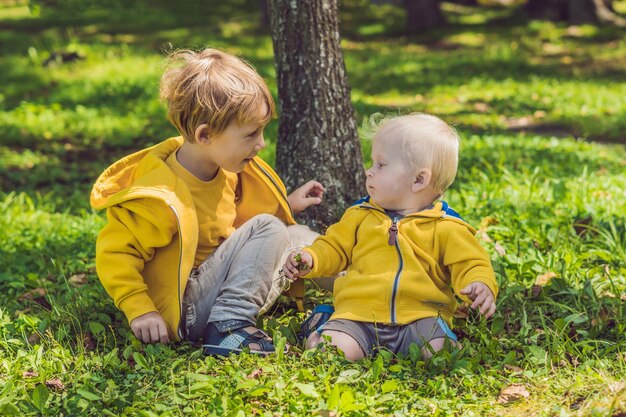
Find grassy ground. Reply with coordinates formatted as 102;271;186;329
0;1;625;415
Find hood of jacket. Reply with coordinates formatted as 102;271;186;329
352;196;477;234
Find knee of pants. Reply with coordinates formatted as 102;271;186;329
251;214;289;238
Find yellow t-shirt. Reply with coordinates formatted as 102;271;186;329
166;152;238;267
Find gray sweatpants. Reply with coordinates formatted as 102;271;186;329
181;214;289;342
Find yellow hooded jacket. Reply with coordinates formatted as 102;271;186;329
90;137;296;341
303;197;498;326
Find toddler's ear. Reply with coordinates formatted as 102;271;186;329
411;168;432;192
194;124;211;144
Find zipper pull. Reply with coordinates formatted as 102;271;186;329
388;217;398;245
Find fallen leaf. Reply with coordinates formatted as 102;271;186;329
505;116;533;129
22;370;39;378
477;230;493;243
530;285;542;298
68;274;88;286
83;332;96;351
609;382;625;394
535;272;557;286
503;364;523;373
497;384;530;404
247;368;263;379
480;216;499;230
473;102;489;113
566;25;584;37
27;332;41;346
454;303;470;319
45;378;65;390
19;288;46;301
494;242;506;256
565;353;579;366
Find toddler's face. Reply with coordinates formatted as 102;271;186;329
205;104;268;173
365;135;415;210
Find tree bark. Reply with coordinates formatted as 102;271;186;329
258;0;270;29
403;0;446;35
268;0;365;231
525;0;623;24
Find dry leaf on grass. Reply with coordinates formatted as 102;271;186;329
22;370;39;378
494;242;506;256
497;384;530;404
454;303;470;319
535;272;557;286
19;288;46;301
45;378;65;390
477;230;493;243
530;285;543;298
83;332;96;351
503;364;523;374
246;368;263;379
27;332;41;346
68;274;88;286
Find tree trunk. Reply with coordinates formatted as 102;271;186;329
525;0;623;24
258;0;270;29
268;0;365;231
404;0;446;35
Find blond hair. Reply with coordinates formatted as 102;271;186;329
374;113;460;194
159;48;275;142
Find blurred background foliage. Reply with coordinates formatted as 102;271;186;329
1;0;624;213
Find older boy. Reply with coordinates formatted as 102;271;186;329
91;48;324;356
283;113;498;361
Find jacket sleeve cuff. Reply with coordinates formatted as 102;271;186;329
301;248;320;278
118;292;158;325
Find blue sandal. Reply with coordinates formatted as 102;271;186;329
202;322;284;356
297;304;334;343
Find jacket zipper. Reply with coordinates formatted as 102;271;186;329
361;205;404;324
389;216;402;324
167;202;185;340
251;159;294;219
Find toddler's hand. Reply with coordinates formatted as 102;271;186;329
460;282;496;318
130;311;170;344
282;251;313;280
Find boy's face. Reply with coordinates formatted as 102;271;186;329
365;135;415;211
204;105;268;173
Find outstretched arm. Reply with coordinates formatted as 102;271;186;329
287;180;325;215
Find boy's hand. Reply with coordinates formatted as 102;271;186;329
130;311;170;344
287;180;325;215
460;282;496;318
283;251;313;280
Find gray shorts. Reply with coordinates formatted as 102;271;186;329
320;317;458;357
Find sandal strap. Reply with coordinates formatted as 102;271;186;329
203;322;280;356
297;304;334;342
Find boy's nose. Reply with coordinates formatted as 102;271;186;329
256;135;266;150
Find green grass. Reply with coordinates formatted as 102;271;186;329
1;1;625;415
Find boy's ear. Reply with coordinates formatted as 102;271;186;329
194;124;211;144
411;168;432;193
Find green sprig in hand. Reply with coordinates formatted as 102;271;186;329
281;250;314;281
294;253;310;272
